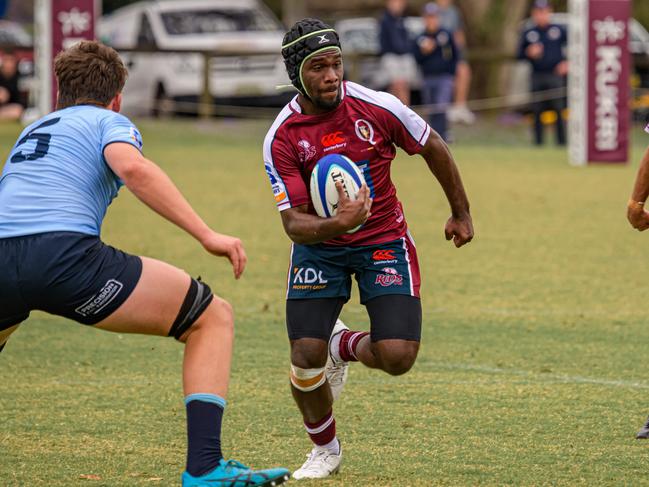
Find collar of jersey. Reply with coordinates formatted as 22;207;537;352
289;81;347;114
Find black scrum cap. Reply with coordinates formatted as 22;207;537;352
281;18;342;98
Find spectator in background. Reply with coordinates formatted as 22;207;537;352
413;2;458;142
0;51;24;121
379;0;416;105
436;0;475;125
517;0;567;146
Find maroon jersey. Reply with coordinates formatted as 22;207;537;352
263;81;431;246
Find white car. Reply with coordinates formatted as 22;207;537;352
99;0;291;116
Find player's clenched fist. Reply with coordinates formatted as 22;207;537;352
627;202;649;232
201;232;247;279
444;214;474;248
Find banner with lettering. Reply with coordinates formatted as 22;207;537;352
568;0;630;165
35;0;98;114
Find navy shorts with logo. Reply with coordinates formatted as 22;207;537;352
0;232;142;331
286;235;420;304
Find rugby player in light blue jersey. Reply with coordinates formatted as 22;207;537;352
0;41;289;487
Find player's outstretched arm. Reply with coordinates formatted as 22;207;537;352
628;145;649;231
281;183;372;245
104;142;247;278
420;131;474;248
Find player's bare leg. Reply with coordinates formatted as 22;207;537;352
95;257;233;396
330;328;419;375
96;256;288;486
290;338;342;479
350;337;419;375
330;295;421;375
290;339;333;422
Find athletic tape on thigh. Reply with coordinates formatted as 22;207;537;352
290;364;326;392
168;277;214;340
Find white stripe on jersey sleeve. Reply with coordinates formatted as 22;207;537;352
263;102;295;211
645;123;649;135
345;81;430;146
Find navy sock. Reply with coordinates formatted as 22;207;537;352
185;393;226;477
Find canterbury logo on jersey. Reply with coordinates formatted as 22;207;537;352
321;131;345;147
372;250;396;261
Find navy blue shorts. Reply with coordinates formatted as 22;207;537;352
0;232;142;331
286;235;421;304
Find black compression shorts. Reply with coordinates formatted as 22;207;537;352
286;294;421;342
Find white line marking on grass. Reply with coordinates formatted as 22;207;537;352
420;362;649;390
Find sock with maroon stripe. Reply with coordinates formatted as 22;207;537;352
338;330;369;362
304;410;340;454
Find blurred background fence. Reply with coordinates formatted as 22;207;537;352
0;0;647;122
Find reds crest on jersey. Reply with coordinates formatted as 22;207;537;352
297;139;317;162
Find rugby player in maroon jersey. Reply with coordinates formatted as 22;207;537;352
263;18;473;479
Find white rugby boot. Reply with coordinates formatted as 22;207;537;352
292;444;342;479
325;319;349;402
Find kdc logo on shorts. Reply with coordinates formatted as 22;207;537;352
293;267;328;284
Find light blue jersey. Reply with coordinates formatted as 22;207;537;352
0;105;143;238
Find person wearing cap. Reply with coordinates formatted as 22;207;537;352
378;0;417;104
517;0;568;146
413;3;459;142
263;18;473;480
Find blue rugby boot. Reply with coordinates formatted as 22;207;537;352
182;459;290;487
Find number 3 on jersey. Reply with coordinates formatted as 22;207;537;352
10;117;61;163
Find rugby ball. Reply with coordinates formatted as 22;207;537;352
310;154;366;234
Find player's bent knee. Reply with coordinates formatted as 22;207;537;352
376;341;419;376
202;296;234;328
290;364;326;392
168;277;216;341
178;296;234;343
382;355;416;376
290;339;328;369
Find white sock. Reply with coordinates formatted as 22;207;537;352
329;331;343;363
319;437;340;455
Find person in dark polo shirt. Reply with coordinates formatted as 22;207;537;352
517;0;568;146
413;2;459;142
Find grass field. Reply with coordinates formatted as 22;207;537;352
2;117;649;486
